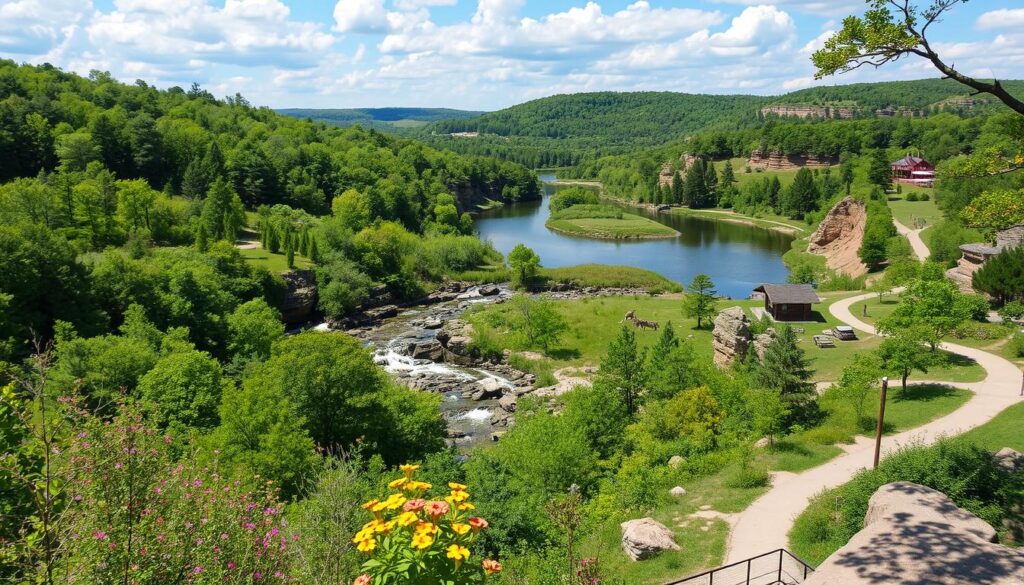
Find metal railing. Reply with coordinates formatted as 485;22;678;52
664;549;814;585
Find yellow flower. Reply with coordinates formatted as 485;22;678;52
352;529;373;543
361;499;379;511
451;523;471;536
373;520;395;534
371;501;389;514
448;482;468;491
446;544;470;567
410;532;434;550
385;494;407;510
415;522;438;535
362;519;383;531
400;464;420;478
357;538;376;553
397;511;419;527
388;477;408;489
404;480;432;492
457;502;475;512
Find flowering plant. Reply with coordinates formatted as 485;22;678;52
352;464;500;584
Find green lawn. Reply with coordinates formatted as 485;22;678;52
959;401;1024;451
546;212;680;239
467;290;984;383
888;195;942;229
670;207;811;235
541;265;682;292
238;246;312;273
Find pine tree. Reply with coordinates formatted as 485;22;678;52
600;325;647;416
181;157;206;199
671;171;684;205
753;326;816;423
704;161;718;195
683;159;708;207
308;237;320;264
683;274;718;328
286;241;295;269
769;176;782;213
868;149;892;189
195;223;209;253
840;158;855;195
784;168;819;219
721;160;736;186
267;226;280;253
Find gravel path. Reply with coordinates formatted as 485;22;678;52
893;219;931;261
724;291;1022;564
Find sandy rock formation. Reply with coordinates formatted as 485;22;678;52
280;270;318;325
752;327;777;361
807;196;868;277
436;319;475;365
806;482;1024;585
620;518;680;561
712;307;751;368
747;150;837;171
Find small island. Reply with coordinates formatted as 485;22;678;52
544;188;679;240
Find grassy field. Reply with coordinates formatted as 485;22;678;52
468;291;984;382
887;194;942;228
453;264;682;293
670;207;811;235
238;246;312;273
960;401;1024;451
544;211;679;240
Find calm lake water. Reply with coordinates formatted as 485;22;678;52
474;174;793;299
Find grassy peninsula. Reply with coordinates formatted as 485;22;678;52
546;204;679;239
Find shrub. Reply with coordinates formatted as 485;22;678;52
920;193;930;201
351;465;501;584
905;192;919;201
1009;334;1024;358
549;187;599;213
725;464;770;489
999;301;1024;321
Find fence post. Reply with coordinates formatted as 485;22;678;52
778;549;783;583
746;559;751;584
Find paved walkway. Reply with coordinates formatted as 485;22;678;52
893;219;931;261
724;291;1022;563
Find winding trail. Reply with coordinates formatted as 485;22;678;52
724;291;1021;563
893;218;931;261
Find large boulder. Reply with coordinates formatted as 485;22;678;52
712;307;751;368
437;319;476;364
279;270;318;325
620;518;680;561
470;377;505;401
995;447;1023;472
806;482;1023;585
752;327;777;361
411;340;444;361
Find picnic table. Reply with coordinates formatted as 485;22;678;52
813;335;836;348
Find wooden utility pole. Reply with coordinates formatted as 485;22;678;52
873;377;889;469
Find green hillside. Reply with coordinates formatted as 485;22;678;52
776;78;1024;111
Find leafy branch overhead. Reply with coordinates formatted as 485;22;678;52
813;0;1024;117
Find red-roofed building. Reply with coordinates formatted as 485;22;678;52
891;154;935;186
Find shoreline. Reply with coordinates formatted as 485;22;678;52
544;220;681;240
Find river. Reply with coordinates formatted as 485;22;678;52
475;174;793;298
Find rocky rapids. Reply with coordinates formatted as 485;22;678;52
307;283;532;448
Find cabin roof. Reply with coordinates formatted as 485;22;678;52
891;154;931;168
753;284;821;305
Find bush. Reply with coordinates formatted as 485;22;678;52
549;187;599;213
548;204;622;221
905;192;919;201
921;193;930;201
1009;334;1024;358
725;464;770;488
999;301;1024;321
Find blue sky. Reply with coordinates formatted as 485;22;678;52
1;0;1021;110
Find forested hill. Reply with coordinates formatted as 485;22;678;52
417;79;1024;168
277;107;483;130
421;92;766;167
776;78;1024;110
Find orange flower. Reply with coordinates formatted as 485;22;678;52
468;517;488;532
482;559;502;576
354;574;371;585
423;500;450;519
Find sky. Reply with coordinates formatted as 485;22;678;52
1;0;1022;111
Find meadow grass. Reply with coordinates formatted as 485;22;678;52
238;247;312;273
887;194;942;228
546;209;680;239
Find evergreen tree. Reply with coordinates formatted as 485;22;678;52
670;171;684;205
868;149;892;190
704;160;718;196
308;236;320;264
180;157;206;199
600;325;647;416
840;157;855;195
769;176;782;213
753;326;816;423
683;159;708;208
683;274;718;328
286;237;295;269
267;226;281;253
784;168;819;219
721;160;736;186
195;222;209;252
973;246;1024;304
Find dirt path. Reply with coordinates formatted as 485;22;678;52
724;291;1022;564
685;209;804;234
893;219;931;261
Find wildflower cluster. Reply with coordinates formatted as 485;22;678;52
352;464;500;584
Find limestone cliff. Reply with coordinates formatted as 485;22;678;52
807;197;868;277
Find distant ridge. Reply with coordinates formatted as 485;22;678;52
276;107;483;130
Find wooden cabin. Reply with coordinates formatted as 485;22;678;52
890;154;935;186
753;284;821;322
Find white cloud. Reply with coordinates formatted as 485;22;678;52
798;29;833;55
976;9;1024;31
0;0;91;55
707;5;795;57
393;0;457;8
333;0;390;33
711;0;863;18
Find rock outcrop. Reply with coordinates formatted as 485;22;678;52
805;482;1024;585
760;104;855;119
747;149;837;171
712;307;751;368
752;327;777;361
807;196;868;277
436;319;476;365
280;270;318;325
995;447;1024;472
620;518;680;561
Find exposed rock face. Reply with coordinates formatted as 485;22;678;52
947;224;1024;294
747;149;837;171
752;327;777;361
713;307;751;368
806;482;1024;585
620;518;680;561
760;104;855;119
410;340;444;361
807;196;868;277
436;319;475;365
995;447;1023;472
280;270;318;325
